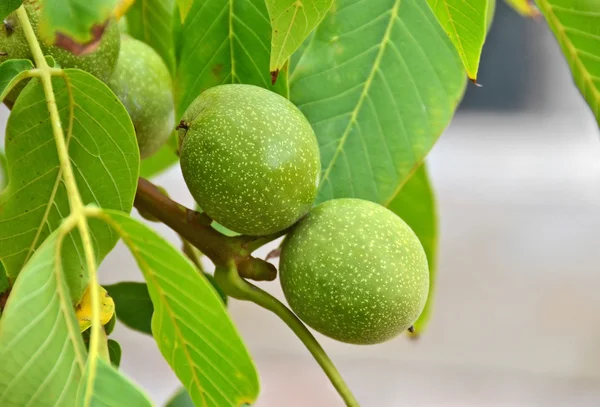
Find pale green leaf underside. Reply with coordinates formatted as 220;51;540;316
40;0;118;44
77;359;152;407
0;232;86;407
175;0;288;117
536;0;600;125
506;0;540;16
0;59;33;100
99;210;259;407
0;69;139;301
126;0;176;74
427;0;488;80
266;0;334;72
386;164;437;335
290;0;465;206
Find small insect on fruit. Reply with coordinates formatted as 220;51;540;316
279;198;430;345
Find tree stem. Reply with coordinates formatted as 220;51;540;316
135;178;281;281
16;6;106;403
215;263;360;407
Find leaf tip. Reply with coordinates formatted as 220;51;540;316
469;77;482;87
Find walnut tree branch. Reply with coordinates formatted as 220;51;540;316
135;178;282;281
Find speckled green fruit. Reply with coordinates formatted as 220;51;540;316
179;84;320;236
108;36;174;159
279;198;429;345
0;0;120;102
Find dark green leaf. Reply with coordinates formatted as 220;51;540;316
97;209;260;406
140;131;179;179
386;164;437;335
0;69;139;301
166;387;194;407
104;282;153;335
290;0;465;206
0;231;86;405
536;0;600;125
108;339;122;368
175;0;288;117
104;310;117;335
426;0;488;80
0;59;33;100
0;0;22;21
39;0;118;45
77;358;152;406
126;0;176;74
0;262;8;297
266;0;334;72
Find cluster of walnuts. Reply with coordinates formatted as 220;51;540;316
1;2;429;345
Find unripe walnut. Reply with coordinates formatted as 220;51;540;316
179;84;320;236
279;198;429;345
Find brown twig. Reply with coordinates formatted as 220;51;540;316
135;178;283;281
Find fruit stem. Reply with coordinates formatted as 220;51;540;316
214;263;361;407
135;178;283;281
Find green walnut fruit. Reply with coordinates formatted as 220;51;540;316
108;36;174;159
0;0;120;102
179;84;320;236
279;198;429;345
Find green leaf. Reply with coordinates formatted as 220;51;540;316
536;0;600;125
108;339;122;367
386;164;437;336
290;0;465;206
126;0;176;74
0;60;33;101
0;262;8;297
175;0;288;117
140;132;179;179
426;0;488;81
104;282;153;335
0;231;86;406
39;0;119;45
175;0;193;22
0;150;7;192
266;0;334;72
166;388;194;407
506;0;540;16
0;69;139;301
97;209;260;406
0;0;22;21
77;358;152;406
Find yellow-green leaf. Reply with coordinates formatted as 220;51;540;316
0;232;86;405
427;0;488;81
266;0;334;72
505;0;540;16
97;209;260;407
536;0;600;125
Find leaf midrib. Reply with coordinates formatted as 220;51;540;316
319;0;402;191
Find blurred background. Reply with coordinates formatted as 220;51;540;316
2;3;600;406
